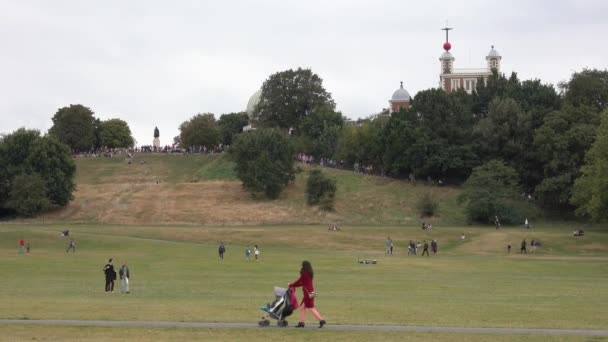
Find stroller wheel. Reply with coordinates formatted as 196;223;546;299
258;319;271;327
264;320;271;327
278;319;288;327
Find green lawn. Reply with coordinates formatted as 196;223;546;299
1;224;607;341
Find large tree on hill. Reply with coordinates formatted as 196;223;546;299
299;106;344;160
408;88;478;182
560;69;608;112
218;112;249;146
571;110;608;221
458;160;521;224
229;128;295;199
254;68;335;132
0;129;76;217
98;118;135;148
534;105;600;210
49;104;97;152
179;113;220;148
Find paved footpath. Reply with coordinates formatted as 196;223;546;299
1;320;607;336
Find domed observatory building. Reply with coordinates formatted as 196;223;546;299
438;26;503;94
389;81;411;112
243;89;261;132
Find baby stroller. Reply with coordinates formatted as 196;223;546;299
258;287;297;327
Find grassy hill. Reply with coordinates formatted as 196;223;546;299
36;153;466;226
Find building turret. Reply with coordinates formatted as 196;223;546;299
486;45;502;71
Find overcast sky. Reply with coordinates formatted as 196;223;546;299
1;0;606;146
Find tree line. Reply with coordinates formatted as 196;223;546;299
227;67;608;223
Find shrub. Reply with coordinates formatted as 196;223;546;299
416;192;438;217
306;169;337;210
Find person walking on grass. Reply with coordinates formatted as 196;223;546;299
103;258;116;293
254;245;260;261
218;242;226;260
66;238;76;253
421;240;429;256
386;237;393;255
494;216;501;230
245;246;251;261
520;239;527;254
119;262;130;294
431;240;438;255
289;260;326;328
19;239;25;254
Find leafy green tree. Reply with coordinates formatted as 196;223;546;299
408;88;478;181
27;135;77;206
6;173;50;217
0;129;76;216
218;112;249;146
179;113;220;148
335;117;385;172
560;69;608;112
98;119;135;148
229;128;295;199
299;106;344;160
571;110;608;221
49;104;97;152
534;105;600;209
458;160;521;223
306;169;337;210
254;68;335;132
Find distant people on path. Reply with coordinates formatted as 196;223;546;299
421;241;429;256
494;216;501;230
328;224;340;231
289;260;326;328
421;222;426;230
507;244;511;254
119;262;130;294
573;229;584;237
61;230;70;237
66;238;76;253
19;239;25;254
461;233;466;240
525;218;530;229
245;246;251;261
520;239;527;254
431;240;438;255
26;242;30;253
218;242;226;260
531;240;536;254
103;258;117;293
254;245;260;261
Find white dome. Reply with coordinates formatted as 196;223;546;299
439;51;454;60
246;89;262;119
486;45;501;59
390;82;411;102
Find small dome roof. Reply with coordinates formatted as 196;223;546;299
246;89;262;119
439;51;454;61
390;82;411;102
486;45;502;59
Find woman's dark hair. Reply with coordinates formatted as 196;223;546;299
301;260;314;279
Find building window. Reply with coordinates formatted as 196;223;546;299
491;60;497;68
465;80;470;91
451;79;460;90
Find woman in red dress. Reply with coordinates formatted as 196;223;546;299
289;260;326;328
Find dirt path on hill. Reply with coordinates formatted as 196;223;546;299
1;319;607;336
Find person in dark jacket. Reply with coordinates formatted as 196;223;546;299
218;242;225;260
103;258;116;292
289;261;326;328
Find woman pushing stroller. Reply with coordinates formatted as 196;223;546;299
289;260;326;328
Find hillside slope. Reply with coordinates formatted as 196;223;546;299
42;153;465;226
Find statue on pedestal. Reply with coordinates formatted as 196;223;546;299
153;126;161;150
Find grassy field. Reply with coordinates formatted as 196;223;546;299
28;153;468;226
1;224;607;341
